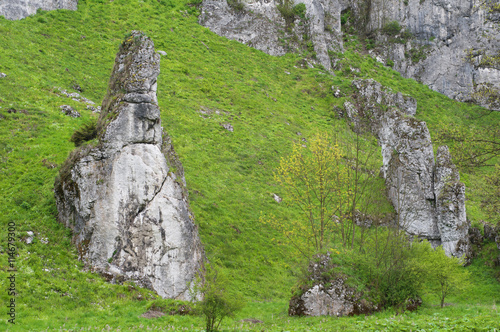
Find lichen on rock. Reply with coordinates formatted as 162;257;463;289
54;31;204;300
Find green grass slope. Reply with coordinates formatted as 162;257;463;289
0;0;499;330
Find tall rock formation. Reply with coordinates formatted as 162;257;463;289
0;0;78;20
54;31;204;299
343;79;469;258
199;0;500;110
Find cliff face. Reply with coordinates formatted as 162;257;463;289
54;31;204;299
344;79;469;258
200;0;500;110
199;0;344;71
0;0;78;20
361;0;500;111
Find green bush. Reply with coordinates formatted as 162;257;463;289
193;263;245;332
293;3;307;20
277;0;296;27
382;21;402;36
70;120;98;147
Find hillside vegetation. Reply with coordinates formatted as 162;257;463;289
0;0;499;330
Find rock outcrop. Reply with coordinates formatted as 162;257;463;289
289;253;377;317
199;0;344;71
360;0;500;111
199;0;500;110
54;31;204;300
344;79;469;258
0;0;78;20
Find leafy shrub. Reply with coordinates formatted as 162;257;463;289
277;0;296;27
192;263;244;332
341;10;351;26
293;3;307;20
386;59;394;67
382;21;402;36
420;244;470;307
70;120;97;147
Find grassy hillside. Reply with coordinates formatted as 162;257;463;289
0;0;499;330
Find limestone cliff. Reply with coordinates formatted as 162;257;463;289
199;0;344;71
344;79;469;258
0;0;78;20
199;0;500;110
54;31;204;299
359;0;500;111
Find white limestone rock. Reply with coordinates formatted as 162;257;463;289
199;0;344;71
0;0;78;20
54;31;204;300
344;79;470;257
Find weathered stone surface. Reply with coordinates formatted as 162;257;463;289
289;253;377;317
54;31;204;300
434;146;468;258
199;0;344;70
351;0;500;110
200;0;500;109
0;0;78;20
343;79;469;257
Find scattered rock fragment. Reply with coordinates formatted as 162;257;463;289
221;123;233;132
273;193;282;203
60;105;81;118
26;231;34;244
0;72;6;78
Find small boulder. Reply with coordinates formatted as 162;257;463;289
221;123;234;132
0;72;6;78
289;253;377;317
25;231;34;244
273;193;282;203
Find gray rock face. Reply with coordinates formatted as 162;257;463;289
356;0;500;110
54;31;204;300
199;0;344;70
0;0;78;20
344;79;469;257
434;146;469;258
200;0;500;109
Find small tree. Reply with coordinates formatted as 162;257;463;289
262;131;383;258
423;245;470;308
193;263;244;332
